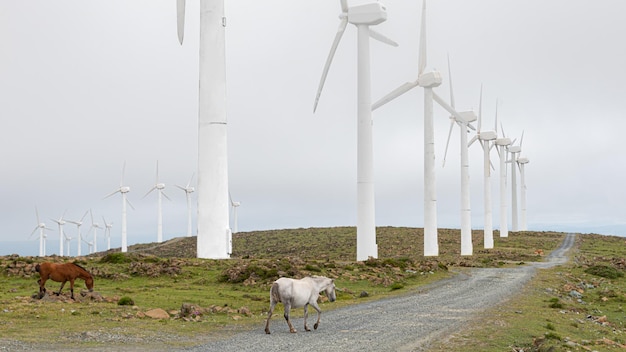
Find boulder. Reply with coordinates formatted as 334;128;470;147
144;308;170;319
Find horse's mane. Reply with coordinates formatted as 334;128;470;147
71;262;92;276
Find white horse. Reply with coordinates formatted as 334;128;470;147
264;275;336;334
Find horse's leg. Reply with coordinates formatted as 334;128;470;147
303;303;311;332
264;300;277;334
38;278;46;299
310;301;322;330
69;279;75;300
56;280;66;296
283;302;297;333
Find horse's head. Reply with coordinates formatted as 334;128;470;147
85;276;94;292
324;279;336;302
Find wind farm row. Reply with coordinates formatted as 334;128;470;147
27;161;242;258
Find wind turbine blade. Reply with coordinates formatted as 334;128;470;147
500;123;507;138
442;120;454;167
143;187;156;199
468;135;478;147
29;227;38;238
155;160;160;183
186;172;195;189
121;161;126;187
372;81;419;111
447;54;455;109
177;0;186;45
162;191;172;201
104;189;120;199
418;0;427;75
175;184;186;191
80;210;88;222
126;199;136;211
369;29;399;47
519;130;525;149
313;17;348;113
35;206;41;224
340;0;348;13
478;84;483;132
432;91;468;124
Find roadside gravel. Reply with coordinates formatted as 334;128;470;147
189;233;576;352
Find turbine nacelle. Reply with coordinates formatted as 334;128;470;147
120;186;130;193
348;3;388;25
495;137;512;146
508;145;521;153
418;71;442;88
478;130;497;141
458;110;478;124
517;157;529;164
156;183;166;190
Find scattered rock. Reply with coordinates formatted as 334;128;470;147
144;308;170;320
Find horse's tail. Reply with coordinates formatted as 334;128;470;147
35;264;41;273
270;282;281;303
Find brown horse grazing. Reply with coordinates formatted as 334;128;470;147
35;262;94;300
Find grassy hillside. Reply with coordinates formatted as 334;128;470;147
1;227;621;351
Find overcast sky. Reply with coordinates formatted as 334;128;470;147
1;0;625;256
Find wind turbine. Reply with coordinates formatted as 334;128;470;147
29;207;53;257
507;131;524;232
105;162;134;252
64;232;72;257
176;173;195;237
82;236;94;255
229;192;240;234
144;161;171;243
517;155;529;231
313;0;398;261
495;117;512;238
102;216;113;250
88;210;102;253
67;210;89;257
177;0;231;259
373;0;469;256
441;61;476;256
468;90;498;249
51;211;67;256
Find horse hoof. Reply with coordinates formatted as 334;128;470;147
314;323;319;330
305;327;311;332
265;330;271;335
290;329;297;333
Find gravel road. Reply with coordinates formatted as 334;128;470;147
189;233;576;352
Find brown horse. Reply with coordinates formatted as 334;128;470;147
35;262;94;300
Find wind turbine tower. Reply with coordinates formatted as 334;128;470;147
51;211;67;256
313;0;399;261
508;132;523;232
29;207;53;257
517;156;529;231
103;216;113;250
495;124;512;237
67;210;88;256
230;193;240;234
441;62;476;256
177;0;231;259
176;173;195;237
105;163;133;252
469;92;498;249
373;1;470;256
144;161;170;243
88;210;102;253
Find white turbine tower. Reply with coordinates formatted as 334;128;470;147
373;2;470;256
441;62;476;256
144;161;171;243
105;162;134;252
229;192;240;234
177;0;231;259
88;210;102;253
67;210;89;257
313;0;398;261
51;211;67;256
29;207;53;257
495;118;512;237
176;173;195;237
517;155;529;231
64;232;72;257
507;131;524;232
468;91;498;249
102;216;113;250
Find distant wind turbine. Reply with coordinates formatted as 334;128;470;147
373;0;468;256
88;210;102;253
29;207;53;257
176;173;195;237
468;90;498;249
229;192;240;234
64;232;72;257
495;119;512;237
105;162;134;252
144;161;171;243
51;210;67;256
177;0;231;259
517;156;529;231
314;0;398;261
441;61;476;256
103;216;113;250
507;131;524;232
67;210;89;257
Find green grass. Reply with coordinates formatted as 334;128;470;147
0;227;571;349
